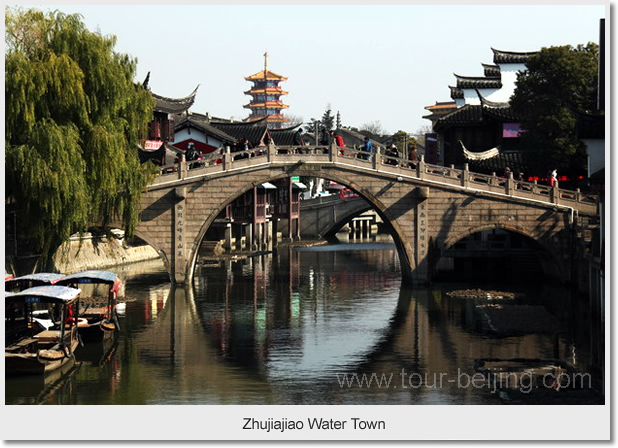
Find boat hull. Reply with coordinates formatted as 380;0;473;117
77;320;117;342
5;339;79;377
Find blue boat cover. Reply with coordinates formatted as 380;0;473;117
6;285;81;304
56;270;118;285
5;273;66;290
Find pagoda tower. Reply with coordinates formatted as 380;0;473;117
244;52;289;128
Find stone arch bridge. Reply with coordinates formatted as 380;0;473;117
122;143;598;286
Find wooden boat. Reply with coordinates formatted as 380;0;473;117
5;285;82;376
6;273;72;330
55;270;122;342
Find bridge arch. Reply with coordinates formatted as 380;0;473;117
186;171;416;284
438;224;566;283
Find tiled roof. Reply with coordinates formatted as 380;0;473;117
424;101;457;112
338;128;384;147
151;86;199;114
482;63;501;77
450;85;464;99
175;116;237;143
243;101;290;109
245;70;288;81
455;74;502;89
244;87;289;95
476;90;520;121
466;149;527;176
482;105;519;121
492;48;538;64
434;104;484;130
269;124;303;146
209;118;270;147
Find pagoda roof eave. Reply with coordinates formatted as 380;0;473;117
245;70;288;81
244;102;290;109
244;88;289;95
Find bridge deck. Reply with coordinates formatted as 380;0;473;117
148;144;598;216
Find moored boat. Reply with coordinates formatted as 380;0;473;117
5;285;82;376
5;273;70;330
55;270;122;342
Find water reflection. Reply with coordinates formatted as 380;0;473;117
5;242;603;405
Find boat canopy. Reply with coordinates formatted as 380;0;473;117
5;285;81;304
5;273;66;291
56;270;121;292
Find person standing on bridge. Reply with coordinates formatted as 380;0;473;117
360;136;373;161
293;127;306;154
293;128;306;146
549;169;558;187
334;131;345;156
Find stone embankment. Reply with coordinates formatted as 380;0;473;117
51;234;160;274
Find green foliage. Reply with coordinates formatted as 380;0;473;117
321;108;335;132
5;7;155;257
510;43;599;179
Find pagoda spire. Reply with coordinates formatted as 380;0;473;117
264;51;268;73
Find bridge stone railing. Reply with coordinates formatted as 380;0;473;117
150;143;598;216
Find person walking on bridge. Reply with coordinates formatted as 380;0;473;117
360;136;373;161
293;127;306;154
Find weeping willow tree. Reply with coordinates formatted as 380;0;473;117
5;7;156;260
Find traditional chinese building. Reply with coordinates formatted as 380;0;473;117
138;73;199;165
430;48;537;172
244;53;290;128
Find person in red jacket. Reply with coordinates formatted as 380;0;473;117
334;132;345;155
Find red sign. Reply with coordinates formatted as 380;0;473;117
142;140;162;150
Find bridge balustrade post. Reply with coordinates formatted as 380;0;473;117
267;143;275;162
417;155;425;179
372;150;378;170
178;155;186;180
222;146;232;171
462;163;469;188
329;142;337;162
506;172;515;195
490;172;497;186
551;184;559;204
532;180;539;194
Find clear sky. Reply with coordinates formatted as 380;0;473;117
16;2;607;135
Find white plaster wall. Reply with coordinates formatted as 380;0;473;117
460;63;527;106
175;128;206;144
175;128;224;148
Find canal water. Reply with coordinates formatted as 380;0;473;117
5;237;603;405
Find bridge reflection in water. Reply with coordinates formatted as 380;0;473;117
6;243;602;405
